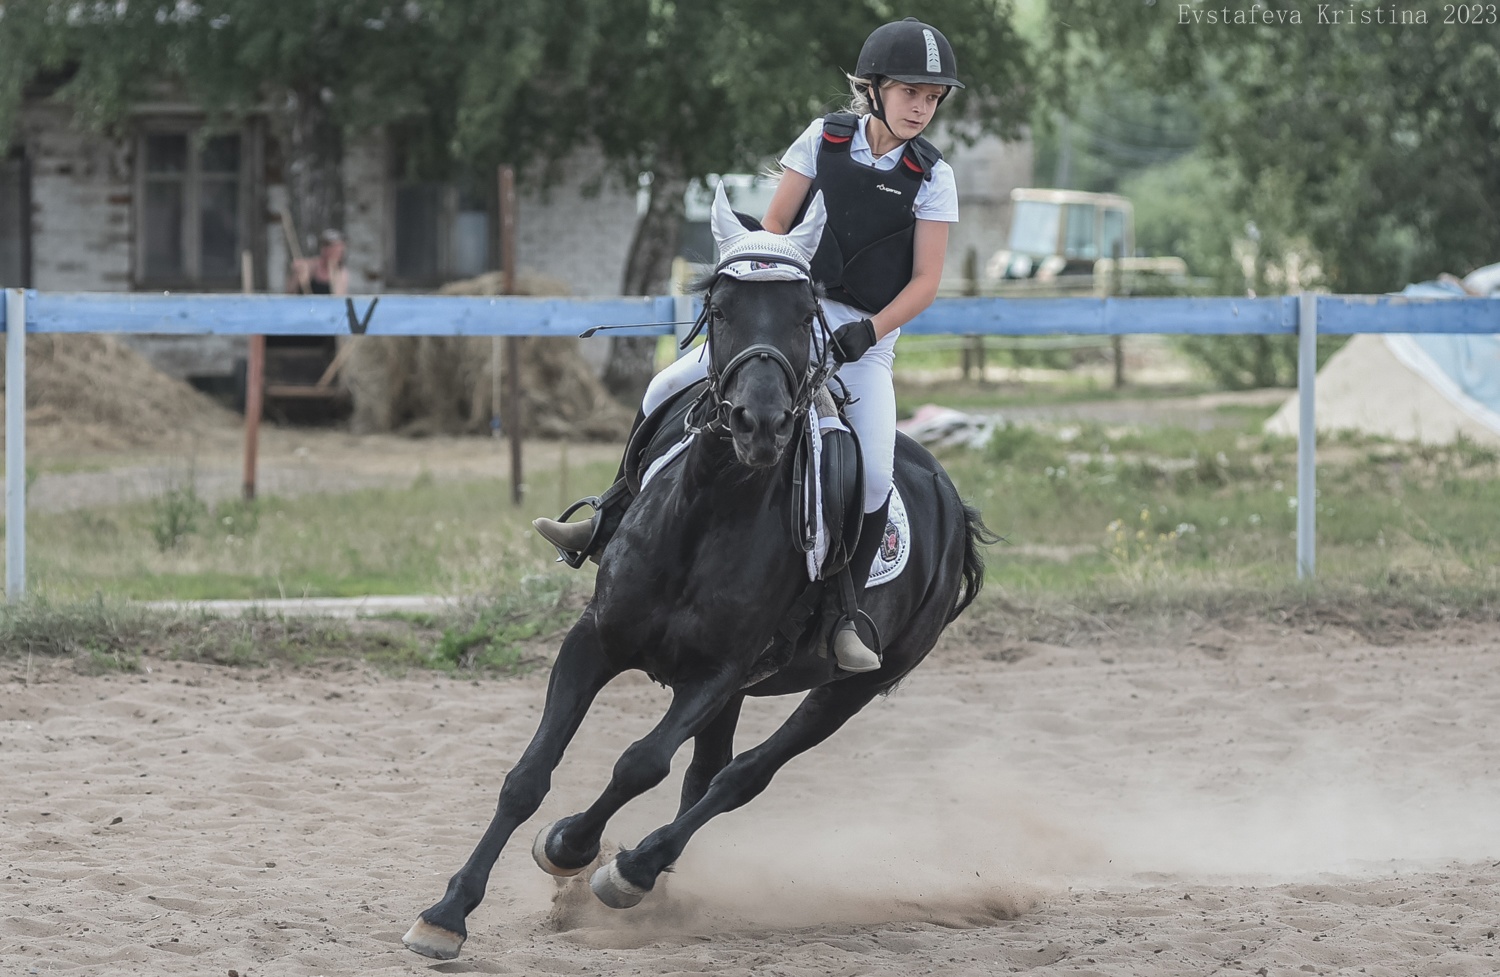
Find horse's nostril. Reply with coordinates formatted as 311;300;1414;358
729;405;756;435
774;410;795;436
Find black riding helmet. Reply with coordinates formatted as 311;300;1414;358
855;17;964;126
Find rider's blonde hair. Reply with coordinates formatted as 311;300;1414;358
845;74;902;117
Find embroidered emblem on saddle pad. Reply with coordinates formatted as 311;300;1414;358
867;487;910;589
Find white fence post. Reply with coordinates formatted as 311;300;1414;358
1296;292;1317;580
5;288;26;600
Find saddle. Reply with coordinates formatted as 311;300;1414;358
622;378;866;579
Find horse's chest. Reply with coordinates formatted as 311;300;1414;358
594;555;790;657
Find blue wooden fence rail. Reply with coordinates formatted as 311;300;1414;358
6;289;1500;600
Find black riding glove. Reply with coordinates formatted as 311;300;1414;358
831;318;877;364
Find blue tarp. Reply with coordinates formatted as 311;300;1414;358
1388;281;1500;435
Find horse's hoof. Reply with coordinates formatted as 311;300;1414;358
402;918;465;960
590;858;648;909
532;820;588;877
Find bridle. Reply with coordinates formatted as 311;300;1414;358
679;255;837;435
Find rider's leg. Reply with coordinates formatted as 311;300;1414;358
829;331;898;672
534;345;711;565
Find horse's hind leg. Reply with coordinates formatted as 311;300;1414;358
535;670;744;888
403;617;618;961
678;693;744;817
592;678;883;908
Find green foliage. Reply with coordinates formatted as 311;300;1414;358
149;481;208;552
1121;152;1245;289
432;577;574;674
0;593;152;664
1174;335;1346;390
1045;1;1500;291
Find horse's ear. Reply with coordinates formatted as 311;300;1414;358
710;182;751;254
786;190;827;265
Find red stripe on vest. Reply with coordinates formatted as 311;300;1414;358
822;133;853;144
902;156;923;173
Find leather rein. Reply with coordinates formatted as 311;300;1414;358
678;257;838;436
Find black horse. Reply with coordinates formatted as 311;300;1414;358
404;189;993;960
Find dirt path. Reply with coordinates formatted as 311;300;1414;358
3;624;1499;975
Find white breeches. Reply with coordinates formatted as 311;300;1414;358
642;324;898;515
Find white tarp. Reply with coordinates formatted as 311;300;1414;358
1265;268;1500;446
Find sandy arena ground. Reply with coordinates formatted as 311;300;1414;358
3;622;1499;976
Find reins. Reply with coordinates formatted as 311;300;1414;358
675;265;840;558
681;267;838;438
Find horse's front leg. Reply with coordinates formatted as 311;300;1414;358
597;677;884;906
532;668;744;894
403;616;618;961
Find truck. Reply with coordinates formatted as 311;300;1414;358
984;188;1186;292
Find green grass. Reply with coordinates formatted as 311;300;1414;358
0;585;581;676
940;413;1500;595
14;458;620;601
9;378;1500;672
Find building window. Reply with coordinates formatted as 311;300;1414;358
137;128;248;287
388;138;495;287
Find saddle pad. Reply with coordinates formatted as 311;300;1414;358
803;414;908;587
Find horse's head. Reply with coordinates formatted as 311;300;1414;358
702;184;829;469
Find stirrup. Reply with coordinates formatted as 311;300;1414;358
539;495;604;569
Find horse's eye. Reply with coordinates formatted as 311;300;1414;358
710;307;725;321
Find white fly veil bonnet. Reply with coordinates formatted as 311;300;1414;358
710;183;827;282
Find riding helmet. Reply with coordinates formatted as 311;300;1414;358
856;17;965;90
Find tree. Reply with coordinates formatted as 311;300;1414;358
1047;0;1500;292
0;2;471;253
449;0;1035;403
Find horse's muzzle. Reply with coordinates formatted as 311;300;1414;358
728;404;795;469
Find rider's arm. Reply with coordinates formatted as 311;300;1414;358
761;170;814;235
869;218;948;340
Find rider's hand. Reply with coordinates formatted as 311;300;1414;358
831;318;877;364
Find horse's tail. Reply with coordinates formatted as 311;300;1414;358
948;498;1001;625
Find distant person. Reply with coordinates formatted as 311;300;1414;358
289;228;348;296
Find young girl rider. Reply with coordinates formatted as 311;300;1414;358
535;17;963;674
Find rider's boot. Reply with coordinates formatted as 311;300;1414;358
533;479;633;567
533;410;644;567
831;498;893;673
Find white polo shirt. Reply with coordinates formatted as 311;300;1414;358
779;115;960;223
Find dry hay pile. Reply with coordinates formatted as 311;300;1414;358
343;270;633;440
0;335;237;450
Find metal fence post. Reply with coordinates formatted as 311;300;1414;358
5;288;26;600
1296;292;1317;580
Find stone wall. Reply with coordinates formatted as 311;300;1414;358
19;104;133;292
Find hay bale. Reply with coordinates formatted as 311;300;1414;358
0;334;237;450
344;270;634;440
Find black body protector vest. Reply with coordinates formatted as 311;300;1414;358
794;112;943;315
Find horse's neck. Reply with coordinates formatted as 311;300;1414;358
672;428;789;520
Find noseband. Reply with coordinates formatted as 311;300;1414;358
680;261;836;434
